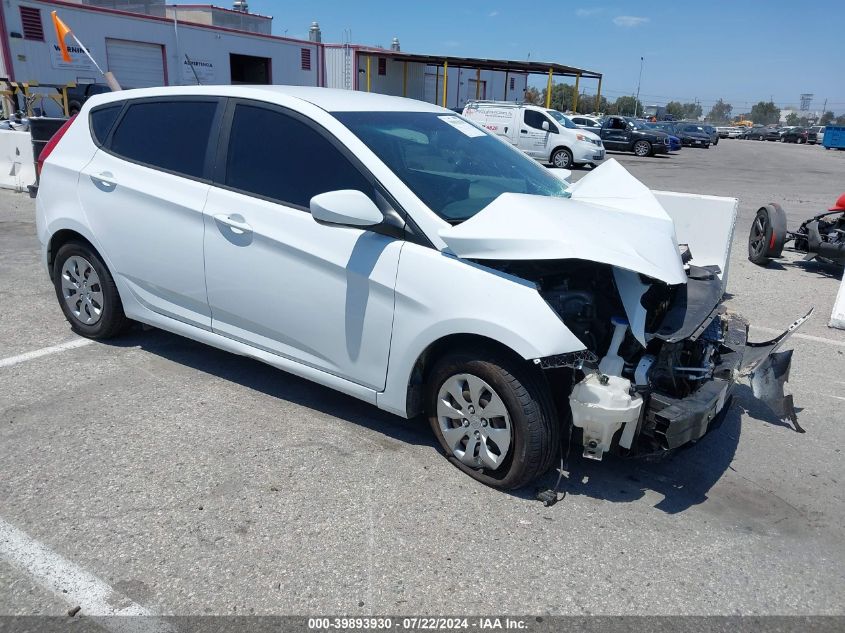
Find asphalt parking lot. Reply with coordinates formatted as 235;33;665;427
1;138;844;617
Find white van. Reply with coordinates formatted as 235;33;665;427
462;101;605;169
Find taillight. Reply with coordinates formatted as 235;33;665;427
36;114;77;178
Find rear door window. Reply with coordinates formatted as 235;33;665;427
222;103;372;209
109;99;219;179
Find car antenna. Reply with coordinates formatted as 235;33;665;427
185;54;202;86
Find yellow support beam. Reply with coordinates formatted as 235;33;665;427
573;73;580;113
595;76;603;113
544;68;553;108
441;60;448;107
366;56;371;92
402;61;408;97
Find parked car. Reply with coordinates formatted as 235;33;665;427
462;101;605;169
744;127;780;141
597;115;671;156
35;86;807;489
780;127;809;143
807;126;825;145
569;115;602;131
700;124;719;145
642;122;681;151
668;123;711;148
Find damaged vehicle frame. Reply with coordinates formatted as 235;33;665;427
37;86;809;491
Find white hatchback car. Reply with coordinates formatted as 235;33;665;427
36;86;807;490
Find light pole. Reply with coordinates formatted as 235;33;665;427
634;56;644;117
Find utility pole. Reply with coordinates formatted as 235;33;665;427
634;56;644;117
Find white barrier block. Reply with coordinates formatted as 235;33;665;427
831;274;845;329
0;130;35;192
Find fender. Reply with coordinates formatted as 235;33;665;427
377;243;586;418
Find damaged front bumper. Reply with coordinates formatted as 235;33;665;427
564;308;812;459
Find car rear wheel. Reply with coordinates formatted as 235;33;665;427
633;140;651;157
53;241;131;339
426;350;559;490
748;203;788;266
551;147;573;169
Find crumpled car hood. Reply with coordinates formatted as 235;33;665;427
438;159;687;285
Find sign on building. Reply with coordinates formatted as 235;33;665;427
49;43;97;72
182;57;216;83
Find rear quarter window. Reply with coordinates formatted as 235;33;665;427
109;100;219;179
89;104;123;146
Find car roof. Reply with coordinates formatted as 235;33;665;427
85;84;450;113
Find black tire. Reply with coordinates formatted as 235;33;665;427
426;349;559;490
748;203;788;266
551;147;573;169
713;137;719;145
52;241;131;339
633;140;652;157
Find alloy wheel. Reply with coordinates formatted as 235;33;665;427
749;214;769;259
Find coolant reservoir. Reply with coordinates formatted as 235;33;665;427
569;373;643;460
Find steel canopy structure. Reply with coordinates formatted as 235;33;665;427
354;48;603;112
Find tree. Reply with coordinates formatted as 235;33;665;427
681;102;703;119
750;101;780;125
707;99;733;122
540;82;576;111
613;95;642;116
524;86;541;105
785;112;800;126
820;111;835;125
665;101;685;119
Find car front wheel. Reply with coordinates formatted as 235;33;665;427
551;147;573;168
633;140;652;156
53;241;130;339
426;350;559;490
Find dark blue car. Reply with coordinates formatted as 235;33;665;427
644;123;682;151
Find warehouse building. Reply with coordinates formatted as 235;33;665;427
0;0;322;92
0;0;601;115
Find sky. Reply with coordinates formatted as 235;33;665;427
187;0;845;115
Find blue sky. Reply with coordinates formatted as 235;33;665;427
197;0;845;114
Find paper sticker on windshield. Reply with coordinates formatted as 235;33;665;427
438;115;486;138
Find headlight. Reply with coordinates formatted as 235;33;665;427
576;133;587;142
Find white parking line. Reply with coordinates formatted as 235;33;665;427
0;517;169;630
0;338;93;369
751;326;845;348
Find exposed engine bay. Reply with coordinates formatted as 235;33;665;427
438;158;810;462
479;257;811;460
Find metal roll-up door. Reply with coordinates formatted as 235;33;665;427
106;38;165;88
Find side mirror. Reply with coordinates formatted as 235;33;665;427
541;120;550;131
310;190;383;228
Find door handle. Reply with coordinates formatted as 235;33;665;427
213;213;252;234
520;129;528;134
90;171;116;190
